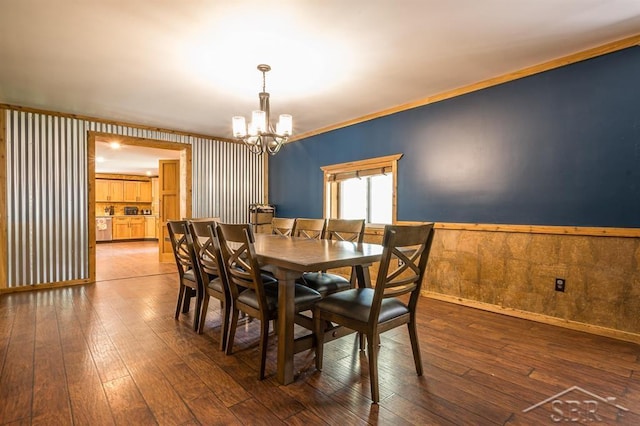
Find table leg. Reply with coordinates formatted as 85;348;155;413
274;268;297;385
354;263;373;288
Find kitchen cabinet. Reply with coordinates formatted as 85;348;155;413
123;181;152;202
139;181;152;202
144;216;157;239
113;216;146;240
96;179;124;202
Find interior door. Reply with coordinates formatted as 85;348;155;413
159;159;180;262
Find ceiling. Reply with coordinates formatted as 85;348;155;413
1;0;640;143
95;139;181;176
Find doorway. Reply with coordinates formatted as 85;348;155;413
88;132;192;283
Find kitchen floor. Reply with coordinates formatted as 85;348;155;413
96;240;176;281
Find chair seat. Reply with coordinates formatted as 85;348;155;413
183;268;197;283
238;282;321;313
185;269;219;286
206;276;223;292
299;272;351;297
260;273;278;285
315;288;409;323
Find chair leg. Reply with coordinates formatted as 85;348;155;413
175;284;185;320
258;319;270;380
226;308;240;355
359;332;366;351
182;287;193;313
408;320;423;376
193;293;203;332
314;309;325;371
367;333;380;404
220;300;230;352
198;295;210;334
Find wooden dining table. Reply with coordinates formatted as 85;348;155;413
252;233;385;385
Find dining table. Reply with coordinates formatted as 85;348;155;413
252;233;385;385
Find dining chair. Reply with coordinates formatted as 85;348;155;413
291;218;326;239
189;219;230;351
215;223;322;380
167;220;204;331
313;223;435;403
271;217;295;236
299;218;366;297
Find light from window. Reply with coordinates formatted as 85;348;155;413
339;173;392;224
339;178;366;220
369;174;392;223
322;154;402;225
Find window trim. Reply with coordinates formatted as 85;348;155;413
321;153;403;224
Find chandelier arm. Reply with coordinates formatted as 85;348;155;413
232;64;291;155
266;140;283;155
242;137;264;155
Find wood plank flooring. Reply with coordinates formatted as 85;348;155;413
1;241;639;425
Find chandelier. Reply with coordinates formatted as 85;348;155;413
232;64;292;155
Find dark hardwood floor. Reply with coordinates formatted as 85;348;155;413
1;241;638;425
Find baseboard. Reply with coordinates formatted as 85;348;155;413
0;278;93;294
423;291;640;344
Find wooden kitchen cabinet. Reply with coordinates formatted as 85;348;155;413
144;216;157;238
130;217;145;238
139;181;152;202
112;216;145;240
96;179;124;202
112;217;130;240
123;181;152;202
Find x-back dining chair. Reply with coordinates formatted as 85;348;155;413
167;220;204;331
189;219;230;351
271;217;295;237
215;223;322;379
313;223;435;403
299;218;366;297
291;218;326;240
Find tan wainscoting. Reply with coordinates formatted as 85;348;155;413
394;222;640;343
350;222;640;342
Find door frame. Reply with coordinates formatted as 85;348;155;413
88;131;192;282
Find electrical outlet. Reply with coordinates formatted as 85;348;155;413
555;278;566;292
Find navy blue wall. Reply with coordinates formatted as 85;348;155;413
269;47;640;227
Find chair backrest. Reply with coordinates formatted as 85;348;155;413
271;217;295;236
215;223;267;303
324;219;366;243
370;224;435;322
291;218;326;239
167;220;200;281
188;219;223;279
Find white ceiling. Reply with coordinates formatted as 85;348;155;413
1;0;640;143
95;140;181;176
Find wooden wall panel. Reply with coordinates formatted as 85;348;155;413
423;227;640;342
0;109;6;289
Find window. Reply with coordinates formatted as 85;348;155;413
322;154;402;225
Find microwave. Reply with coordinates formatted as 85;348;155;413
124;206;139;215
